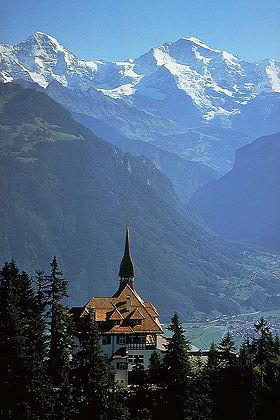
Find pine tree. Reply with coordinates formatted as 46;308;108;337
209;333;238;420
148;351;163;386
163;312;192;419
252;317;273;385
249;317;280;419
207;342;220;370
48;257;72;385
35;269;50;320
0;261;50;419
73;308;113;419
163;312;191;379
47;256;74;418
236;337;257;420
218;332;236;366
129;361;154;420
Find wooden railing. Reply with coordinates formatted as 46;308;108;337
127;343;156;350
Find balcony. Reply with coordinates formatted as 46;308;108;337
127;334;156;350
127;343;147;350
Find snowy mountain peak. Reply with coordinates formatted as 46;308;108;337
22;31;68;54
32;31;58;42
179;36;220;52
1;31;280;128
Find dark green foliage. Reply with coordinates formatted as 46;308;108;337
252;317;274;382
129;365;151;420
107;387;131;420
207;342;220;370
164;312;191;378
163;312;192;419
45;257;75;418
148;351;163;386
73;309;113;419
48;257;73;387
218;332;237;366
0;261;50;419
35;269;51;320
2;259;280;420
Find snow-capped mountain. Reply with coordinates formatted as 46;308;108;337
1;32;280;172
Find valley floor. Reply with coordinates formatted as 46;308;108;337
164;310;280;350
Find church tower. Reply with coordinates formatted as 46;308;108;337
118;227;135;291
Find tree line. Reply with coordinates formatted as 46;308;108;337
1;259;280;419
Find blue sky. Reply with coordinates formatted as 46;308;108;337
1;0;280;62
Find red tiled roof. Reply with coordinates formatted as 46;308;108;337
79;283;163;335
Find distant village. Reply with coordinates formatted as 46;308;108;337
185;312;280;349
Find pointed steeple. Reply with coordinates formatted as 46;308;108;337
118;227;134;279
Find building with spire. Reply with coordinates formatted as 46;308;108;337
71;228;163;385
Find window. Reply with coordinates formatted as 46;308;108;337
102;335;111;345
116;362;127;370
127;335;146;345
128;354;144;364
117;335;126;345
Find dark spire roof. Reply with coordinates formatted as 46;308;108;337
118;227;134;278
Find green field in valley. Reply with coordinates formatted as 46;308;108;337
162;309;280;350
183;323;226;350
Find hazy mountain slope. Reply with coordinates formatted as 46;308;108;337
17;79;217;201
232;92;280;140
44;80;242;173
1;82;280;319
190;132;280;253
1;32;280;173
73;111;217;202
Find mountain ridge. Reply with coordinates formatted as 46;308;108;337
1;32;280;174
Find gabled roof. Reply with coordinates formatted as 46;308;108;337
129;308;145;320
107;308;123;321
80;283;163;334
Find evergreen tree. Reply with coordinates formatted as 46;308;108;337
210;333;239;420
252;317;273;385
163;312;191;379
47;256;74;418
148;351;163;386
250;318;280;419
163;312;192;419
218;332;236;366
237;337;257;420
207;342;220;370
107;387;131;420
35;269;50;321
73;309;113;419
0;261;50;419
129;361;153;419
130;361;147;387
202;342;221;419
